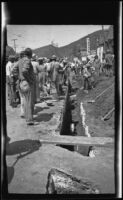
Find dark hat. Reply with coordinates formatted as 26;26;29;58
15;55;19;61
24;48;32;57
8;55;15;61
20;51;25;58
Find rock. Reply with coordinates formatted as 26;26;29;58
46;168;100;194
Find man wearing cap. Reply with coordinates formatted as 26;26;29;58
43;58;52;95
82;64;91;93
87;63;95;89
92;55;100;77
17;51;25;117
62;59;68;86
13;55;21;105
12;48;36;125
38;57;47;97
31;54;40;103
50;55;63;99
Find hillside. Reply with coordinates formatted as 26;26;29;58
33;29;109;59
33;45;60;58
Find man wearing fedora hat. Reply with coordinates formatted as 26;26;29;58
12;48;36;125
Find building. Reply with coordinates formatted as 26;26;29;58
106;25;114;53
97;25;114;62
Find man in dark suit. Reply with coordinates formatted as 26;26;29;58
13;48;36;125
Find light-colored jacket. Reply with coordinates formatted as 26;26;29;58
6;61;14;76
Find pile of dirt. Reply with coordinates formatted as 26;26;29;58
71;75;115;137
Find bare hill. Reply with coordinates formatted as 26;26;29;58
33;45;60;58
33;29;109;59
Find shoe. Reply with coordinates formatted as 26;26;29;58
27;121;39;126
27;121;34;125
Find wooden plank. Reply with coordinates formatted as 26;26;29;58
39;135;114;146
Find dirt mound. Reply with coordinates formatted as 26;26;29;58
71;75;115;138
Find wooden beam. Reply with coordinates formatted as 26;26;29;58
39;135;114;147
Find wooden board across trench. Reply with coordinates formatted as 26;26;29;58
39;135;114;147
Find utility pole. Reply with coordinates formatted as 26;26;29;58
11;39;17;53
86;37;90;55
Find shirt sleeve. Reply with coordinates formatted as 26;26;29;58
6;62;10;76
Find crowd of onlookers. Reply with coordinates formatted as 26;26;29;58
6;47;114;125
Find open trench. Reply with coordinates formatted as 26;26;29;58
58;80;94;157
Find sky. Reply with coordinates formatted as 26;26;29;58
7;25;110;53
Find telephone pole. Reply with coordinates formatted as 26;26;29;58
11;39;17;53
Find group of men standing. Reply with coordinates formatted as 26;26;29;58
6;47;114;125
6;48;72;125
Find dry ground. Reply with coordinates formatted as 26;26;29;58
5;75;115;194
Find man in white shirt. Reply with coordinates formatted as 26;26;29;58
6;55;15;104
6;56;14;76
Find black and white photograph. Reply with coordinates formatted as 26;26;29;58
1;1;122;198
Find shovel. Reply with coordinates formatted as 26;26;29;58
86;84;114;103
101;107;115;121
